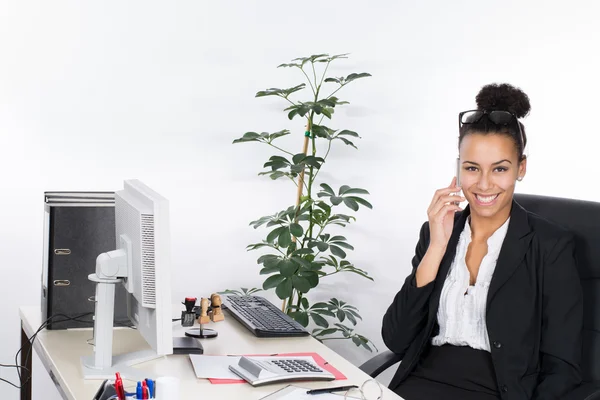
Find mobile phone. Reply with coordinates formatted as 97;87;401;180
453;158;461;206
456;157;461;188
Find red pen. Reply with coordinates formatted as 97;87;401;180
114;372;126;400
142;380;148;399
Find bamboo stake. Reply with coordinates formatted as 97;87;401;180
281;122;311;313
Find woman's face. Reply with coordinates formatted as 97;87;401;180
458;133;526;220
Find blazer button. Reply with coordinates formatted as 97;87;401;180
501;384;509;393
493;341;502;349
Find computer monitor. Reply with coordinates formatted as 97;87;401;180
81;179;173;380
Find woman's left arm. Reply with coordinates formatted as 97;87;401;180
533;234;584;399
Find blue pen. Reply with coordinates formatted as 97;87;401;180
136;381;143;399
145;379;154;398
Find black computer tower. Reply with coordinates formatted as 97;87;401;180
41;192;131;329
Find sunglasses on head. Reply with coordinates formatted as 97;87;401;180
458;109;524;146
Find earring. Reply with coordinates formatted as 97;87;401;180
517;176;523;181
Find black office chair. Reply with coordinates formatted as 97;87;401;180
360;194;600;399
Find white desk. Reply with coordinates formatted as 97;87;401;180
19;306;402;399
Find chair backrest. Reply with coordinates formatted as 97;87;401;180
514;193;600;383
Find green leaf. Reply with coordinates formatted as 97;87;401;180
278;229;292;247
345;72;372;83
260;265;279;275
337;130;360;138
291;311;309;327
277;62;302;68
255;88;283;97
342;188;369;195
246;243;271;250
292;276;311;293
233;131;263;144
316;242;329;252
289;223;303;237
343;197;359;211
256;84;306;98
292;248;314;256
267;227;285;243
332;241;354;250
330;196;343;205
312;125;334;139
311;302;330;310
280;259;297;277
269;130;291;141
338;185;351;195
310;313;329;328
291;257;311;269
352;336;363;347
258;254;279;265
324;77;343;84
301;297;309;309
299;271;319;288
320;183;335;195
329;235;347;242
329;245;347;259
336;137;357;149
269;171;286;180
336;310;346;322
321;108;333;119
263;274;285;290
313;328;338;336
315;201;331;213
346;312;357;325
303;156;324;169
275;278;293;299
349;196;373;209
292;153;306;164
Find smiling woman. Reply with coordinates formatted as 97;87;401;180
383;83;584;400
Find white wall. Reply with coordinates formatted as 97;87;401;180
1;0;599;398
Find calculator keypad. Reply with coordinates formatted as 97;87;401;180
272;359;324;373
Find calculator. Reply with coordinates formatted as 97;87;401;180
229;356;336;386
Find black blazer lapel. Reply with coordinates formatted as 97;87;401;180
486;200;533;311
427;209;470;321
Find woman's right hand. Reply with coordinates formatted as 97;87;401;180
427;177;464;250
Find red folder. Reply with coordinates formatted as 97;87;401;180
208;352;347;384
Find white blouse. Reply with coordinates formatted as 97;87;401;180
431;217;510;352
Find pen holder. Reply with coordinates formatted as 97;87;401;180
155;376;180;400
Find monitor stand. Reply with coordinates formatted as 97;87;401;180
81;274;162;381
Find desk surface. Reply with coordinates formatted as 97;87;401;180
20;306;402;399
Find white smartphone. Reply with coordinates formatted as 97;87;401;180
456;157;461;188
454;158;462;205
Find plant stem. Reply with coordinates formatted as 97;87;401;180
326;83;346;100
311;139;332;183
318;61;331;90
296;292;303;311
286;290;295;315
267;142;295;156
300;67;316;95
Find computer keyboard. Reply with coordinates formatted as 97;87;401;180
223;295;310;337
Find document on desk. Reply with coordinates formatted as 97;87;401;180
260;385;360;400
189;355;241;379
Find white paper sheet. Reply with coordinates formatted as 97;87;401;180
260;385;359;400
188;355;241;379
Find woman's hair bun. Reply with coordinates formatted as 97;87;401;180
475;83;531;119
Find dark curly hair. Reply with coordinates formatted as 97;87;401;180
459;83;531;161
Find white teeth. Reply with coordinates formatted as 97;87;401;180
476;194;498;204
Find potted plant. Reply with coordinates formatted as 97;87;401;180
230;53;376;351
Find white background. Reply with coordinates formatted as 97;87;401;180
1;1;599;398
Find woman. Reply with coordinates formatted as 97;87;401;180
382;83;583;400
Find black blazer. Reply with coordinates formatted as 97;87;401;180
382;200;583;400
